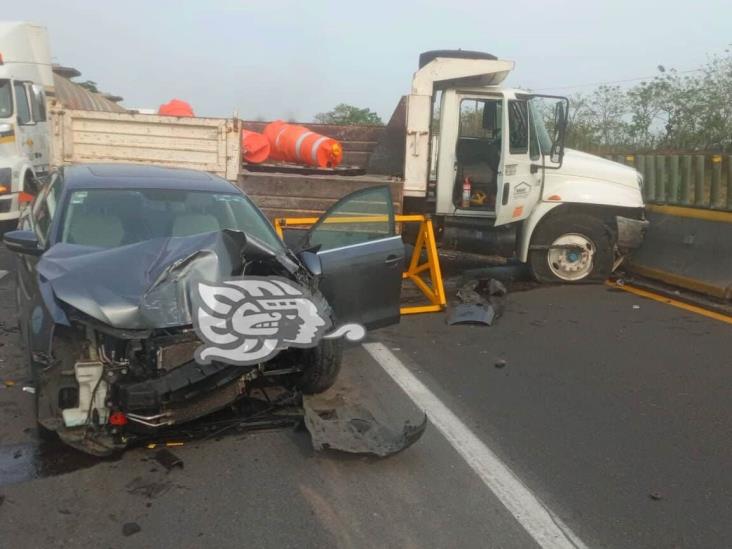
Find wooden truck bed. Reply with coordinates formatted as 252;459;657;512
238;169;403;221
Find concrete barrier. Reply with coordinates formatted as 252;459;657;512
627;205;732;300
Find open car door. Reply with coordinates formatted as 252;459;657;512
301;186;403;330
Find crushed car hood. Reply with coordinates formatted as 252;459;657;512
37;230;248;330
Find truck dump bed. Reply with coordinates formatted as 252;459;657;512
238;170;402;220
49;109;404;220
239;102;407;219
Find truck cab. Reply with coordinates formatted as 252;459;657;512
0;22;54;225
404;51;648;282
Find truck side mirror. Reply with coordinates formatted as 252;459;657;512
550;101;568;165
482;102;498;131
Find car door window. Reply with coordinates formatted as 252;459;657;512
307;186;395;250
13;82;31;125
304;185;403;330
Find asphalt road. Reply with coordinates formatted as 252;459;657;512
0;246;729;549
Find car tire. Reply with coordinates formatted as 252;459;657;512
528;213;613;284
35;394;58;442
25;345;57;441
295;339;343;394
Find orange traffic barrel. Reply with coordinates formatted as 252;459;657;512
241;130;270;164
158;99;194;117
264;120;343;168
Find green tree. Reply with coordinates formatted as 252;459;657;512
77;80;99;93
565;48;732;152
314;104;383;125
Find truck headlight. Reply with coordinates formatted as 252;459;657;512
0;168;11;193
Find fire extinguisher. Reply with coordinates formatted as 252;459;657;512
462;177;472;208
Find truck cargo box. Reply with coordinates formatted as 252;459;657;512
50;109;241;181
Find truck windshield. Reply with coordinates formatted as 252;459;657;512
60;188;285;251
529;99;553;155
0;80;12;118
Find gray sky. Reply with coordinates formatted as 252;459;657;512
5;0;731;121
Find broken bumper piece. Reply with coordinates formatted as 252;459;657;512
616;215;650;251
303;393;427;457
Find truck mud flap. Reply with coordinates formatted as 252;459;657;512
303;393;427;457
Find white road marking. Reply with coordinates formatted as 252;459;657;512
0;270;8;281
363;342;588;549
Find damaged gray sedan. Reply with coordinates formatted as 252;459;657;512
4;164;404;455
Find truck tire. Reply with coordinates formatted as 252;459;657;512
294;339;343;394
528;213;613;284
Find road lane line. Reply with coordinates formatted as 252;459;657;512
607;281;732;325
363;342;588;549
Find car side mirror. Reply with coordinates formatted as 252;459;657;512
4;230;43;256
298;250;322;277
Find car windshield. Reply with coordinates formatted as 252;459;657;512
60;188;284;250
0;80;12;118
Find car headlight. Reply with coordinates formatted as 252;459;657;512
636;172;644;192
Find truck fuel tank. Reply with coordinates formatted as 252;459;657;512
441;217;517;257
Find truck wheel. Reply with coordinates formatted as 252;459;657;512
529;213;613;283
295;339;343;394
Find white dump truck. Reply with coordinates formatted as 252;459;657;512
245;50;649;283
393;50;648;283
0;21;54;224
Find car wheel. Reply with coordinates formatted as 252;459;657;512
35;390;58;442
529;213;613;284
24;343;57;441
294;339;343;394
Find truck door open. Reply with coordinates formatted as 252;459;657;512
454;97;503;212
434;91;504;217
493;97;542;226
301;186;403;330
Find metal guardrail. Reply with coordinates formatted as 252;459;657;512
273;214;447;315
606;154;732;210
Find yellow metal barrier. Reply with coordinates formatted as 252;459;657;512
273;214;446;315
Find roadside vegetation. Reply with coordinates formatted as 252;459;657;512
565;50;732;153
314;103;383;125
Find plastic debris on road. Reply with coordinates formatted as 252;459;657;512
448;278;507;326
303;393;427;457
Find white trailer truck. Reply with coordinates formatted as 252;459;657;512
0;22;54;224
